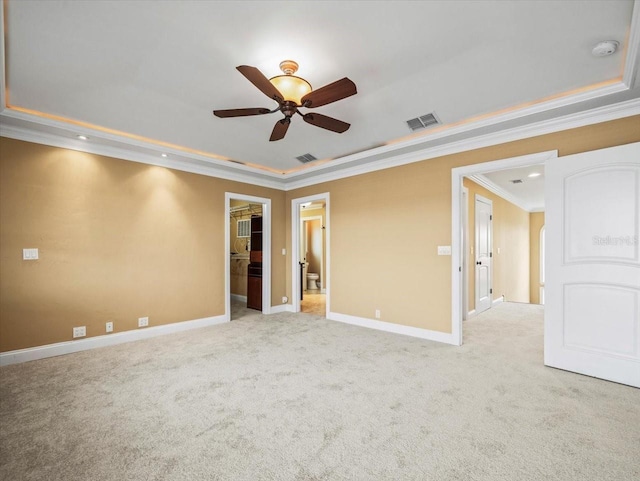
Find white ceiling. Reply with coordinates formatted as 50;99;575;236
474;164;546;212
1;0;639;185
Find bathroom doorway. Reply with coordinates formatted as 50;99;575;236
291;193;329;317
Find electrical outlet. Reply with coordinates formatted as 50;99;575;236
73;326;86;338
282;296;288;304
375;309;381;319
138;317;149;328
106;321;113;333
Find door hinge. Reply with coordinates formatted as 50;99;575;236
459;266;462;272
490;288;493;294
490;215;493;221
490;252;493;258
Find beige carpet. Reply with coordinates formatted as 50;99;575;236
1;302;638;480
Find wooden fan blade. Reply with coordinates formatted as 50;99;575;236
301;77;357;108
213;108;271;118
270;118;290;141
302;113;350;133
237;65;284;103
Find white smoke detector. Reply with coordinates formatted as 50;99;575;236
592;40;619;57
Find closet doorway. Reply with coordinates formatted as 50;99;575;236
225;193;271;320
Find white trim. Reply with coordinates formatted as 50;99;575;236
230;294;247;303
1;98;639;192
467;309;477;319
0;315;227;366
321;288;326;294
451;150;558;346
225;193;272;319
291;193;330;315
0;120;286;190
268;304;292;314
283;98;640;191
461;186;469;321
623;0;640;89
492;295;505;306
327;312;457;345
468;173;535;212
286;82;627;182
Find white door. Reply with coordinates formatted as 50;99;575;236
545;142;640;387
475;195;493;314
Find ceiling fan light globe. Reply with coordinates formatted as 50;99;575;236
269;75;312;104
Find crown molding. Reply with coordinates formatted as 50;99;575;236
468;174;535;213
285;81;629;182
0;114;287;190
283;98;640;191
3;98;639;192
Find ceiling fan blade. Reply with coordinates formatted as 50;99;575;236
270;118;290;141
237;65;284;103
301;77;357;108
213;107;271;118
302;113;350;133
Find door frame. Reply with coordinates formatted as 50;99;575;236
225;192;272;319
474;193;493;315
291;193;330;314
451;150;557;345
300;215;325;292
461;186;469;320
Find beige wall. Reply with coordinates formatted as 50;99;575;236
0;138;286;352
285;115;640;333
529;212;545;305
2;116;639;351
464;178;530;311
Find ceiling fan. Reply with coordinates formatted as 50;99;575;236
213;60;357;141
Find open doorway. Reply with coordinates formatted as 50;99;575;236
291;193;330;317
225;193;271;321
451;150;556;344
461;169;546;318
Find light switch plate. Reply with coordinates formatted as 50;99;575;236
23;248;39;260
437;245;452;255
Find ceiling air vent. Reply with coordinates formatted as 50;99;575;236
296;153;317;163
510;179;524;184
406;112;440;132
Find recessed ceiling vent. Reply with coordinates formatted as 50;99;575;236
296;153;317;163
510;179;524;184
406;112;440;132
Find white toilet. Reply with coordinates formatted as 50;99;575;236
306;273;320;290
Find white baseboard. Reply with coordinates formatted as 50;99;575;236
492;295;505;306
327;312;457;345
321;288;326;294
467;309;477;319
268;304;294;314
230;294;247;302
0;314;228;366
